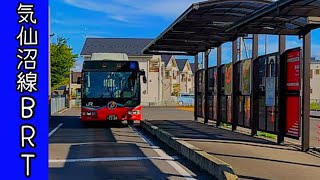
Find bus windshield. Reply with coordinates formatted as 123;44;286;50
83;71;140;101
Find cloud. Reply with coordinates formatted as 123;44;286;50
63;0;195;23
110;15;129;23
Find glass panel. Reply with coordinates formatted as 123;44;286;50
238;96;244;126
221;96;227;122
244;96;251;127
258;97;266;131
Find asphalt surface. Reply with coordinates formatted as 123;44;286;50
49;108;213;180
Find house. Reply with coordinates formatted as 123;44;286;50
176;59;194;94
80;38;173;105
162;56;180;100
69;72;81;99
310;58;320;100
161;57;197;101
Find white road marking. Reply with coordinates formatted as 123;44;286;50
58;108;69;114
49;123;63;138
49;156;179;163
129;126;196;180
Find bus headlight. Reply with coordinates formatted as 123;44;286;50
128;110;140;115
82;111;97;116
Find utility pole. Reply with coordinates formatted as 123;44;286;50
69;70;72;108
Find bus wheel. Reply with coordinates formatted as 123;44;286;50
127;120;134;126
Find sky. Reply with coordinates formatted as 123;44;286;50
50;0;320;71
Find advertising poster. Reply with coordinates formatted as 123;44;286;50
227;96;232;123
202;95;206;118
265;77;276;107
221;66;225;93
213;96;217;120
197;96;203;118
258;58;266;91
267;107;276;132
198;71;202;92
208;96;213;120
221;96;227;122
286;96;300;138
286;49;300;91
242;60;251;95
225;63;233;95
208;68;214;91
244;97;251;127
237;96;244;126
202;70;206;92
213;68;218;93
258;97;266;130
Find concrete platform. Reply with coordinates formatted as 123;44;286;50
141;119;320;180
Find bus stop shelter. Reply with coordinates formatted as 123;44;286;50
142;0;320;151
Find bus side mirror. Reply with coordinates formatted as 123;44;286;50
140;70;147;84
143;76;147;84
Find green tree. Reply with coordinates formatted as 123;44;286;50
50;37;78;90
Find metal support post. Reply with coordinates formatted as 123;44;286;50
302;32;311;152
194;54;199;121
216;46;222;127
232;39;238;131
204;50;210;124
251;34;259;136
278;35;286;144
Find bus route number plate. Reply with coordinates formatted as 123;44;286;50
108;115;118;121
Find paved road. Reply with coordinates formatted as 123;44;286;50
49;108;213;180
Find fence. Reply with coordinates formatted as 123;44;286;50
311;99;320;111
50;95;66;115
141;96;180;107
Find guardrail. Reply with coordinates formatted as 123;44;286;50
50;95;66;115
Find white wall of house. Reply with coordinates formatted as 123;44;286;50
163;57;180;99
179;62;194;94
128;55;163;105
310;61;320;100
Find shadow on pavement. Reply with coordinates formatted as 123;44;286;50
147;119;320;180
49;143;171;180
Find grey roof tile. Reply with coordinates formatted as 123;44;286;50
176;59;188;71
81;38;153;56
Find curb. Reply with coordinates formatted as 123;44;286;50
140;120;238;180
310;115;320;118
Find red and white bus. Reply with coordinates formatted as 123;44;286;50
80;53;146;125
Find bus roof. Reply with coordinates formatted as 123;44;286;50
90;53;129;61
82;60;140;72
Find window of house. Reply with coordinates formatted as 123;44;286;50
310;69;313;79
316;69;320;75
311;88;313;94
181;74;185;81
165;71;170;78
